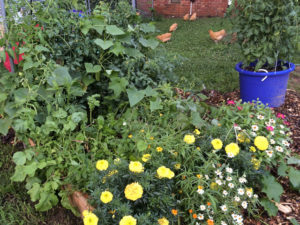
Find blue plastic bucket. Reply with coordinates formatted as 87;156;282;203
235;62;295;107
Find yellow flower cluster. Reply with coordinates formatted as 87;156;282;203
158;217;169;225
194;129;201;135
225;143;240;157
156;147;163;152
124;182;143;201
251;157;261;170
129;161;144;173
82;211;99;225
254;136;269;151
237;133;250;143
211;139;223;150
100;191;113;204
184;134;195;144
249;146;256;152
157;166;175;179
119;215;137;225
96;160;109;171
142;154;151;162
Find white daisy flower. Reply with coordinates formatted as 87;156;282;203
280;130;285;135
196;223;200;225
221;221;227;225
215;170;222;176
265;121;271;126
122;121;127;126
226;176;233;181
200;205;206;211
266;150;273;157
253;194;258;198
228;183;235;188
223;190;228;196
216;179;223;186
257;115;264;120
234;126;242;131
250;131;257;137
241;201;248;209
226;167;233;173
270;139;275;144
219;175;224;179
205;175;209;180
238;188;245;195
227;152;235;158
197;214;204;220
232;214;238;220
239;177;247;184
212;164;216;168
282;140;290;147
237;215;243;223
270;131;275;135
269;119;275;124
197;189;204;195
234;196;240;202
280;125;285;129
220;205;228;212
251;125;259;131
246;191;253;198
275;146;283;152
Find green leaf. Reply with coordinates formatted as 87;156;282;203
191;112;205;128
48;67;72;87
52;108;68;119
260;198;278;217
35;192;59;211
278;163;288;176
14;88;29;104
23;61;34;70
0;93;7;102
144;86;158;97
28;183;41;202
91;17;105;35
150;97;163;112
11;165;26;182
140;23;156;33
261;174;283;202
24;162;38;177
106;25;124;36
288;167;300;188
124;48;144;58
35;45;50;52
287;156;300;166
0;118;12;135
289;218;300;225
109;42;125;56
126;88;145;107
137;140;147;152
139;37;159;50
94;39;114;50
13;152;27;165
109;76;128;98
84;63;101;73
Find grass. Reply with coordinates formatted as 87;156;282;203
154;18;300;93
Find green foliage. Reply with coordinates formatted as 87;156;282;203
260;198;278;217
227;0;300;70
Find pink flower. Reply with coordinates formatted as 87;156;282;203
237;106;242;111
283;121;290;126
277;113;285;119
227;100;235;105
266;126;274;131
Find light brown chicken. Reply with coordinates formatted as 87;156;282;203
169;23;178;32
156;33;172;42
183;14;190;21
209;29;226;43
190;13;197;21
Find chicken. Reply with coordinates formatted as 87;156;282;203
169;23;178;32
156;33;172;42
209;29;226;43
183;14;189;21
190;13;197;21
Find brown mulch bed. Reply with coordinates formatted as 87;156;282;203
203;89;300;225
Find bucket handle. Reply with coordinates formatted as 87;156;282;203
258;69;268;82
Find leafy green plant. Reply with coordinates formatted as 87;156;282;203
227;0;299;70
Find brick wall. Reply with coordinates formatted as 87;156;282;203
137;0;228;17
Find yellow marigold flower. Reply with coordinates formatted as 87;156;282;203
124;182;143;201
158;217;169;225
225;143;240;157
196;174;202;179
147;144;151;149
251;157;261;170
246;138;250;143
119;215;137;225
254;136;269;151
142;154;151;162
194;129;201;135
173;151;178;157
150;136;154;140
249;146;256;152
156;146;163;152
83;212;99;225
128;134;133;138
184;134;195;144
159;113;163;117
100;191;113;204
129;161;144;173
82;210;91;217
96;160;109;171
237;133;246;143
198;185;204;190
246;187;253;193
196;147;201;150
210;182;218;190
174;163;181;170
157;166;175;179
211;139;223;150
140;129;144;133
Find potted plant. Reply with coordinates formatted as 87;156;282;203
227;0;299;107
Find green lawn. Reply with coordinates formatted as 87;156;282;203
154;18;300;93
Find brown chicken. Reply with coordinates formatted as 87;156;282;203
169;23;178;32
190;13;197;21
183;14;189;21
209;29;226;43
156;33;172;43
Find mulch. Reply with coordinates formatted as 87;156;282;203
203;89;300;225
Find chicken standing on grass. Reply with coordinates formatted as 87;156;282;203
169;23;178;32
209;29;227;43
183;14;189;20
156;33;172;43
190;13;197;21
